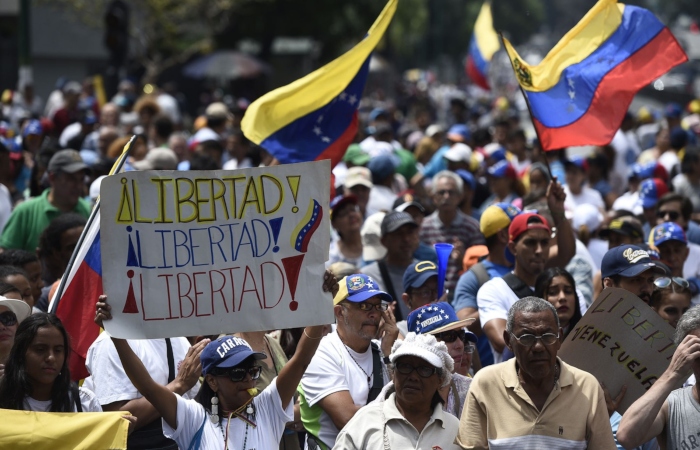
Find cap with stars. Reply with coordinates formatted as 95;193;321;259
333;274;393;305
407;301;475;335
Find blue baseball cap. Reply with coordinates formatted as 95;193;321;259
447;124;471;142
601;244;665;279
631;162;668;182
333;274;392;304
639;178;669;209
487;160;516;178
367;153;398;181
22;119;42;137
650;222;688;247
665;103;682;119
403;261;439;291
201;336;266;375
564;155;589;172
483;143;507;162
455;169;476;191
407;302;475;335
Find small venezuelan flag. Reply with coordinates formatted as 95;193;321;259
241;0;398;167
466;2;500;90
503;0;688;151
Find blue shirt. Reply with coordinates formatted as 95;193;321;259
687;221;700;246
422;145;449;178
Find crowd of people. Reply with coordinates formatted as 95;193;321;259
1;73;700;449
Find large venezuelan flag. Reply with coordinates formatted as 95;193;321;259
241;0;397;167
49;138;133;381
466;2;500;90
503;0;687;150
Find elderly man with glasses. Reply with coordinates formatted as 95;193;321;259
299;274;396;450
456;296;615;450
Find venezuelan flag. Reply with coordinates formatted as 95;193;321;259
241;0;397;166
503;0;687;151
466;2;500;90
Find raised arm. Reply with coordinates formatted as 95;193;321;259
545;177;576;268
275;270;337;408
617;334;700;448
95;297;209;429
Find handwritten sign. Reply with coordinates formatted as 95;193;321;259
559;287;676;414
100;161;333;339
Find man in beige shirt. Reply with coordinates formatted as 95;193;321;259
456;296;615;449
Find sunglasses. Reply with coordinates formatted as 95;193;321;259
0;311;17;327
435;329;470;345
657;210;681;221
395;362;437;378
216;366;262;383
510;332;559;347
654;277;689;289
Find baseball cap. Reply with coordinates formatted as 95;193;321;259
509;212;551;242
601;244;665;279
455;169;476;191
361;212;387;261
599;217;645;240
487;160;517;179
650;222;688;247
482;143;506;162
403;261;439;291
22;119;42;137
201;335;266;375
131;148;179;170
564;156;589;172
205;102;230;120
344;166;373;189
48;149;89;173
343;144;371;166
407;302;475;335
480;203;522;238
0;295;31;323
392;193;426;215
443;143;473;163
330;195;358;220
367;153;398;181
639;178;669;209
665;103;682;119
572;203;604;233
381;211;418;235
425;124;445;138
369;108;388;122
333;274;392;304
447;124;470;142
631;162;668;182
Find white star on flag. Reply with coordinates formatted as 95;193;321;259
321;136;331;143
568;90;576;100
313;127;322;135
340;92;347;101
317;115;324;123
348;94;358;105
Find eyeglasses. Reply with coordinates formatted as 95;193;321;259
411;288;438;300
510;332;559;347
0;311;17;327
345;302;389;312
436;189;458;197
395;362;438;378
657;210;681;221
435;329;469;345
654;277;689;289
217;366;262;382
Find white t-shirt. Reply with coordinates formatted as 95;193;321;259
163;377;292;450
477;277;522;364
564;185;605;212
612;191;642;216
85;333;199;406
366;185;397;217
300;331;387;448
659;151;680;176
23;387;102;412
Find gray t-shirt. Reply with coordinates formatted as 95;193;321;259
667;386;700;450
360;260;415;321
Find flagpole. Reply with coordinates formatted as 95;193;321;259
49;135;136;314
497;32;554;179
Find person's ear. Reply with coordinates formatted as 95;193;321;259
333;304;344;321
402;293;411;309
603;277;614;288
205;374;218;392
503;330;512;351
507;240;517;257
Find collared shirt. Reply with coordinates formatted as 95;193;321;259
456;358;616;450
420;210;485;295
334;392;460;449
0;189;91;251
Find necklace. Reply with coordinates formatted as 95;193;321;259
341;339;372;388
218;400;256;450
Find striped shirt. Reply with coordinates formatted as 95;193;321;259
456;358;616;450
420;210;485;295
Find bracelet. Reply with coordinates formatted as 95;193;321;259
303;329;324;340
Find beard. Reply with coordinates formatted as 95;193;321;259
343;313;379;340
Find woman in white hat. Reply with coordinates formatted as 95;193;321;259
0;293;32;370
333;332;459;449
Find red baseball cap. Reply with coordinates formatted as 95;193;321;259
509;212;551;242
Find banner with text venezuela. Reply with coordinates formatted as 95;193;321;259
240;0;397;166
99;161;333;339
503;0;687;150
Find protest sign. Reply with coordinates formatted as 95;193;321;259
559;287;676;414
100;160;333;339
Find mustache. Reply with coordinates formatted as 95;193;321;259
363;320;379;327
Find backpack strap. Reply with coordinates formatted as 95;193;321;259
502;272;534;300
186;414;207;450
165;338;175;383
71;383;83;412
470;261;490;289
377;260;402;321
366;342;384;404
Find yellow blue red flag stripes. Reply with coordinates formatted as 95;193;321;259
503;0;687;150
241;0;398;166
466;3;500;90
49;136;134;381
0;409;128;449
